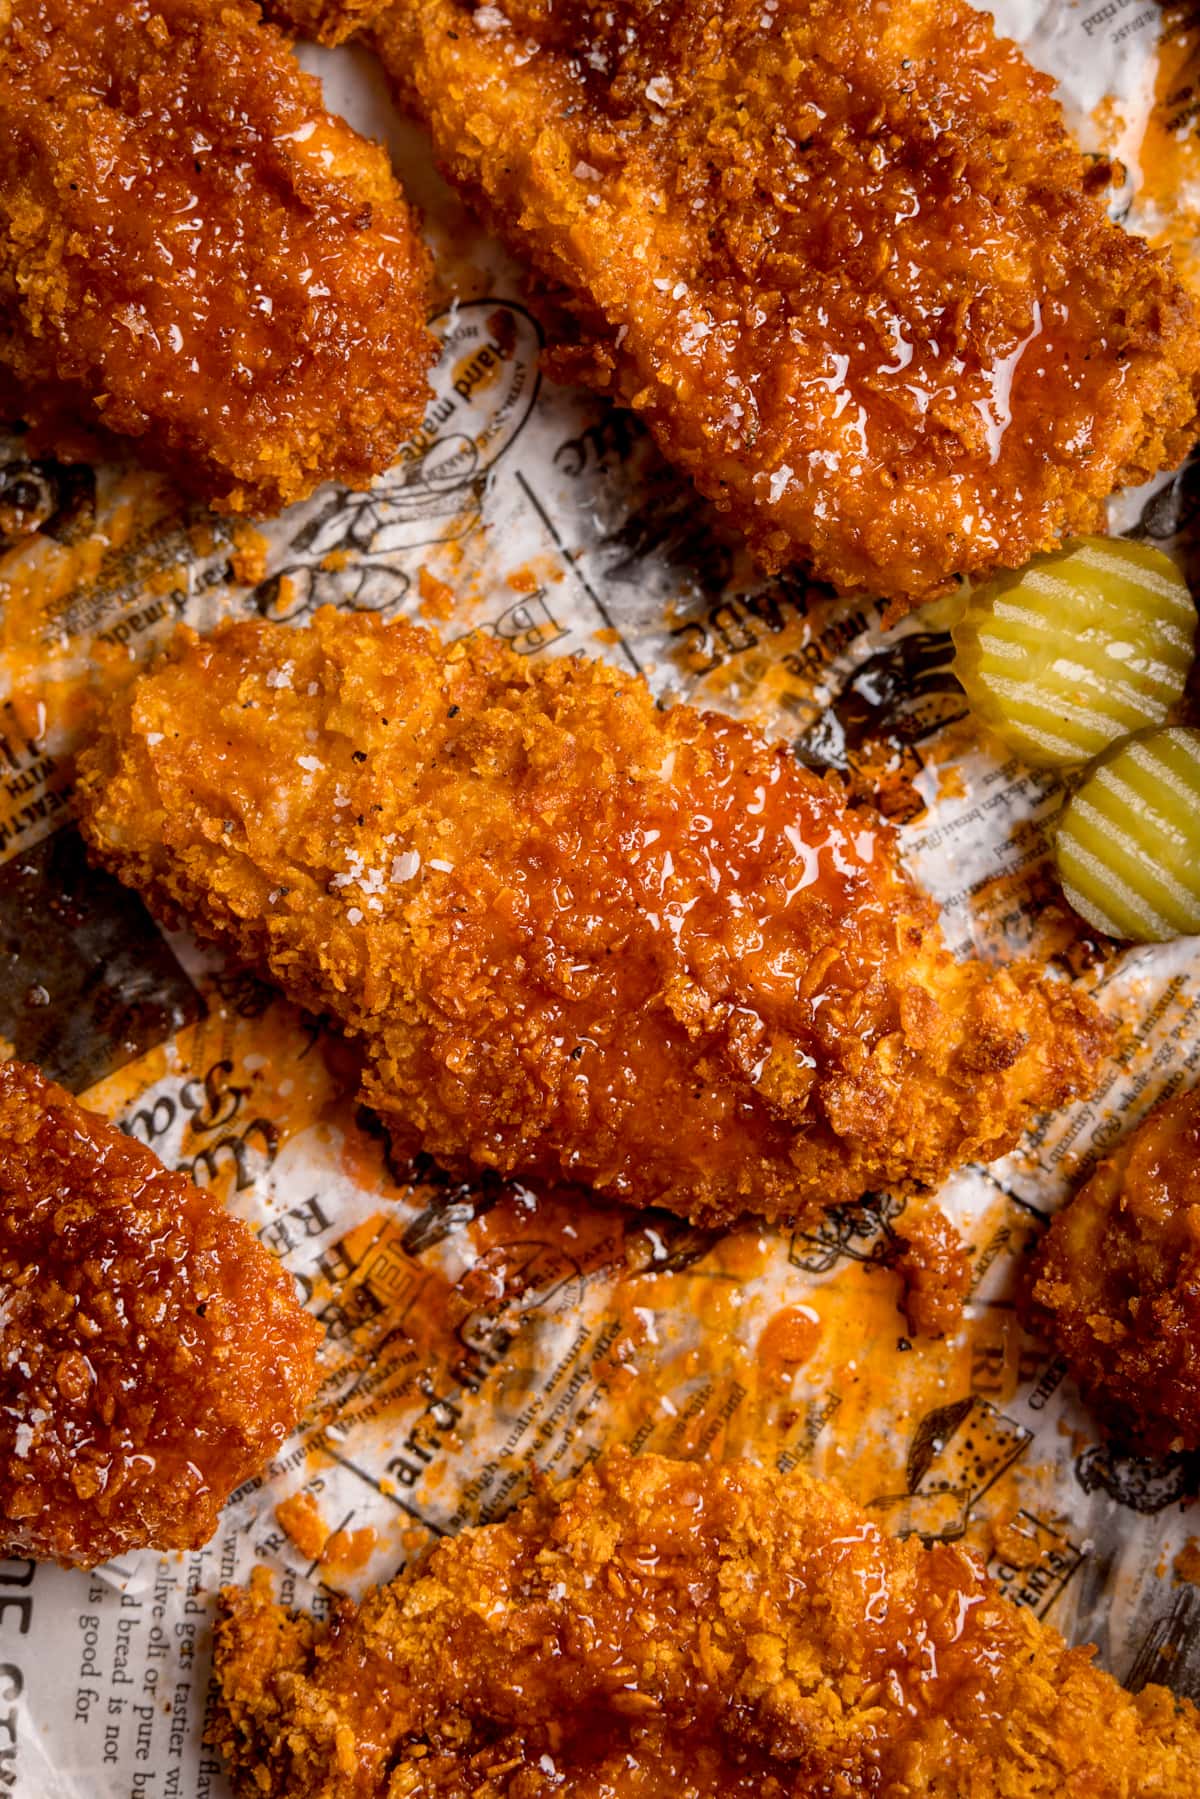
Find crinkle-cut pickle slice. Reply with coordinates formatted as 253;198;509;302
953;537;1195;768
1056;727;1200;942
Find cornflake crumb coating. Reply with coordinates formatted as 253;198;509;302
270;0;1200;612
1025;1085;1200;1456
0;1059;321;1567
77;609;1109;1227
0;0;435;513
211;1451;1200;1796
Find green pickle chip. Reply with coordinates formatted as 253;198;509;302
953;537;1196;768
1056;727;1200;942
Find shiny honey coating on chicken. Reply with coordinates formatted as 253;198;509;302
268;0;1200;613
77;608;1108;1227
211;1451;1200;1797
0;1059;321;1567
0;0;435;514
1023;1085;1200;1456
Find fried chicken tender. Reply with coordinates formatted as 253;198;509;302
0;0;434;514
0;1058;321;1566
77;609;1108;1228
269;0;1200;614
211;1450;1200;1797
1023;1086;1200;1456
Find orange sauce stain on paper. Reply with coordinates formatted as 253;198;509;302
273;1166;1060;1596
1174;1537;1200;1584
1093;8;1200;298
757;1304;823;1380
505;564;541;596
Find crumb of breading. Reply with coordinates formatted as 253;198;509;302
990;1512;1046;1571
230;525;271;588
893;1206;973;1338
275;1491;330;1560
417;564;456;620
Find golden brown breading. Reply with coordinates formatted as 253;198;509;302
1023;1086;1200;1455
211;1450;1200;1797
270;0;380;39
0;0;434;514
76;608;1108;1228
271;0;1200;614
0;1058;321;1567
892;1206;973;1339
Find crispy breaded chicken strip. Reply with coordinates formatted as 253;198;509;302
77;609;1107;1226
0;0;434;514
1023;1086;1200;1456
211;1451;1200;1797
268;0;1200;614
0;1058;321;1566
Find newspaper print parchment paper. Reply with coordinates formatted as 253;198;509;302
3;1;1200;1792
